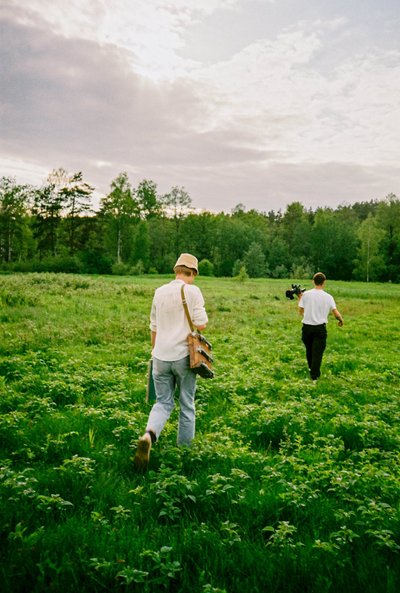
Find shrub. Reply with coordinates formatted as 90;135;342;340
198;259;214;276
232;260;243;277
130;260;145;275
2;256;83;274
111;262;130;275
235;265;249;281
272;264;289;278
291;261;313;280
78;250;113;274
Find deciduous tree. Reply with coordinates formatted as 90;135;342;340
376;194;400;282
32;178;66;257
354;214;386;282
136;179;162;219
100;172;139;263
57;170;94;255
0;177;31;262
244;242;267;277
162;186;192;256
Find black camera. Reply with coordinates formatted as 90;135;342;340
285;284;306;300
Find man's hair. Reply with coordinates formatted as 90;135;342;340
175;265;197;277
313;272;326;286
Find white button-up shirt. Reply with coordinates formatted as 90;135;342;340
150;279;208;361
300;288;336;325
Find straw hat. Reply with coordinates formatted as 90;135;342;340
174;253;199;274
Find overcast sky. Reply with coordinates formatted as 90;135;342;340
1;0;399;213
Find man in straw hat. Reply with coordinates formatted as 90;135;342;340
134;253;208;470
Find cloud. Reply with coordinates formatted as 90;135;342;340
3;0;243;80
192;29;323;115
190;20;400;168
185;160;399;212
1;2;399;212
0;8;268;193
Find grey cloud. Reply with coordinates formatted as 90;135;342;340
0;9;269;192
1;5;398;211
175;161;399;212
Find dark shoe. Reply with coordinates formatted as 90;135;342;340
133;437;151;472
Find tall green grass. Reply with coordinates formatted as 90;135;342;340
0;273;399;592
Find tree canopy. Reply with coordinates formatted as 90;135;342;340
1;171;399;282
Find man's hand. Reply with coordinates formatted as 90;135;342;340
332;308;343;327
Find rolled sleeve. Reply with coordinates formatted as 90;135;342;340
191;293;208;327
149;299;157;332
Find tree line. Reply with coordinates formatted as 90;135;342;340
1;169;399;282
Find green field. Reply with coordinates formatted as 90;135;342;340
1;273;399;593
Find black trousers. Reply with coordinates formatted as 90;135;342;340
301;323;327;380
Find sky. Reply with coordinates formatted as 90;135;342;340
1;0;399;213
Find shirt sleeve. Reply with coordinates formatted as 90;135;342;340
299;292;307;308
330;295;336;310
191;287;208;327
149;295;157;332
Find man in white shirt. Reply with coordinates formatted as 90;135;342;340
134;253;208;470
298;272;344;381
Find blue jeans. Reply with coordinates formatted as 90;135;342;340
146;356;197;446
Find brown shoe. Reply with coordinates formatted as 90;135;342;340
133;436;151;471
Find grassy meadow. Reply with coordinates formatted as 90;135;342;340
0;273;399;593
